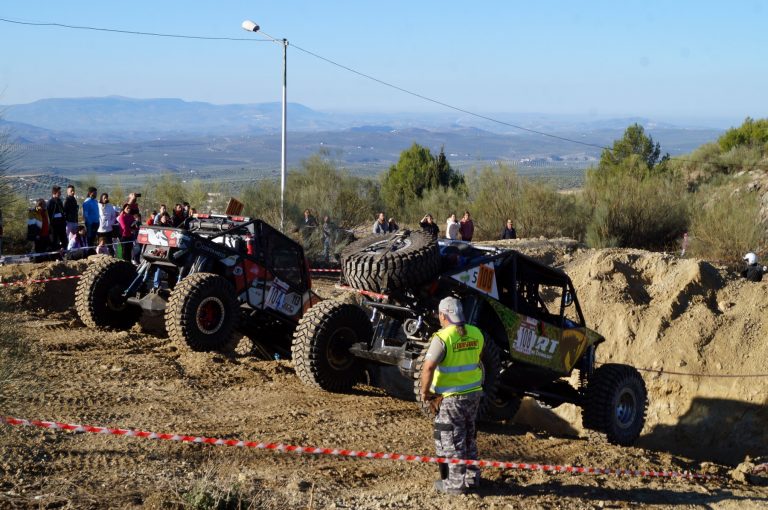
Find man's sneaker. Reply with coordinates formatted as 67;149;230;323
434;480;465;495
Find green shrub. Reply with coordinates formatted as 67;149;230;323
462;164;588;241
584;168;689;248
718;117;768;153
688;186;766;262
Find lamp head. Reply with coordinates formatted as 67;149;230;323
241;20;259;32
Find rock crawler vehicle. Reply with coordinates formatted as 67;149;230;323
291;230;648;446
76;214;319;354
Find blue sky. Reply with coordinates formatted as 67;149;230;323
0;1;766;125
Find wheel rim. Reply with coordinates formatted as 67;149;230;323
615;387;637;429
106;286;128;312
196;297;226;334
363;236;413;255
326;327;356;370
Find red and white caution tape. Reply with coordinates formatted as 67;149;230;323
0;275;81;288
0;416;716;481
308;268;342;273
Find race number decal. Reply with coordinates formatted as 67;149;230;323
476;264;494;293
513;324;536;356
451;263;499;298
265;278;289;311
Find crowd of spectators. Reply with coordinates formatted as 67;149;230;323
369;210;516;242
23;185;198;263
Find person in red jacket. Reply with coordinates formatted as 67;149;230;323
459;211;474;242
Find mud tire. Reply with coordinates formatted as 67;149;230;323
292;300;371;392
75;258;141;330
341;231;439;293
412;333;506;421
166;273;239;352
582;363;647;446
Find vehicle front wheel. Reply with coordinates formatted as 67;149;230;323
75;258;140;330
291;300;371;392
582;363;647;446
166;273;239;352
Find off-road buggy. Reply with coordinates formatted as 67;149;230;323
292;230;647;446
76;214;319;355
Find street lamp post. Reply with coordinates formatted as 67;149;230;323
242;20;288;232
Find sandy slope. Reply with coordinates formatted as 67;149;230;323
0;246;766;508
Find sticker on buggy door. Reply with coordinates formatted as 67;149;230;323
451;263;498;299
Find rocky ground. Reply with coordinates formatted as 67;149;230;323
0;242;766;509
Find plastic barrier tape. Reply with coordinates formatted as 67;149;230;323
0;416;716;481
0;275;81;287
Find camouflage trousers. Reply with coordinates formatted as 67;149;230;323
433;391;482;490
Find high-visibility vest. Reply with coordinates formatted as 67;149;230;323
430;324;484;397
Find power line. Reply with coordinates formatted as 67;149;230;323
0;17;268;42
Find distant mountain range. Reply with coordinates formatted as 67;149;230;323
0;97;725;178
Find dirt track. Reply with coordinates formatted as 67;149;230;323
0;249;767;508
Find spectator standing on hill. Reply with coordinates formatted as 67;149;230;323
420;297;484;495
125;192;140;216
97;193;117;256
47;186;67;252
172;204;185;227
322;215;334;262
118;204;137;262
419;214;439;237
63;185;79;241
446;213;460;240
373;212;388;235
82;187;100;248
387;217;399;233
28;199;50;257
459;211;474;242
182;202;191;218
499;219;517;240
302;209;318;245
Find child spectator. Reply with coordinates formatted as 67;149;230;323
446;213;460;240
66;225;88;260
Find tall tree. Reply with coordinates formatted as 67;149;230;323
381;143;464;214
599;123;668;173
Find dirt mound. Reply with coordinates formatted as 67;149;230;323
556;248;768;464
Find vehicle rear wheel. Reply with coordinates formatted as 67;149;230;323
75;258;141;330
412;335;506;421
582;363;647;446
291;300;371;392
341;230;439;293
166;273;239;352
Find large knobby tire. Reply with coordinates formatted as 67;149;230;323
75;258;141;330
291;300;371;392
582;363;647;446
166;273;239;352
413;333;506;421
341;231;439;293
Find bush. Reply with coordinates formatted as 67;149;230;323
718;117;768;153
688;186;766;262
584;168;689;249
463;164;588;241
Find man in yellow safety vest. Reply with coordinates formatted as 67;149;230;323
420;296;485;495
